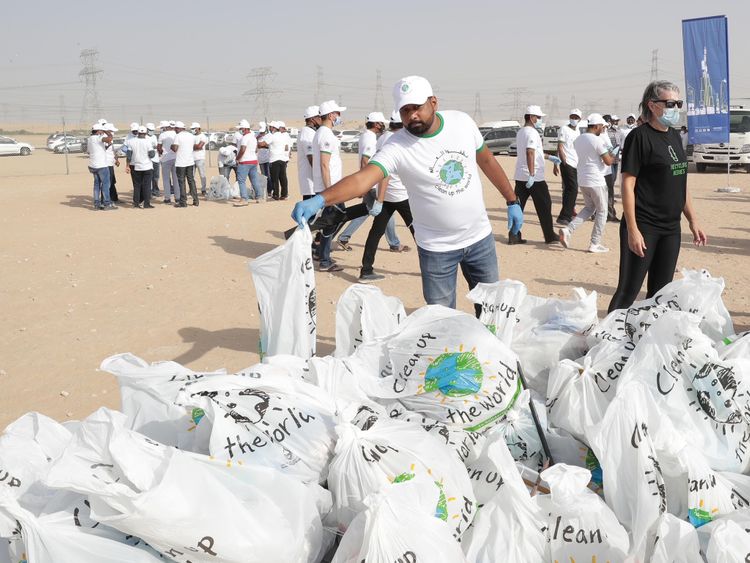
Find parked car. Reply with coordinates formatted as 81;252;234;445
341;139;359;153
542;125;560;154
46;132;68;148
483;126;519;155
337;129;360;144
507;141;517;157
0;136;34;156
53;137;86;153
48;135;79;151
208;132;227;150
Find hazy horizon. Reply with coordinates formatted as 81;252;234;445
2;0;749;130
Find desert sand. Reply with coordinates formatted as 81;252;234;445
1;134;748;428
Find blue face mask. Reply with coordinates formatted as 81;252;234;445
658;107;681;128
333;116;343;127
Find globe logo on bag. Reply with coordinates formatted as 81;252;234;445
439;160;464;185
423;351;483;397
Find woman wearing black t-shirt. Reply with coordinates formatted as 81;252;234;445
608;81;707;312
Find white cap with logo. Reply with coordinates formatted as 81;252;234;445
303;105;320;119
525;105;546;117
237;119;251;129
586;113;606;126
393;76;433;111
137;125;147;134
174;121;186;129
190;122;201;129
159;120;169;128
318;100;347;115
130;122;140;131
146;122;155;131
390;110;402;124
365;111;389;124
569;108;583;118
277;121;286;129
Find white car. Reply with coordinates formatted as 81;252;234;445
0;136;34;156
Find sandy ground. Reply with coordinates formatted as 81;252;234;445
1;135;749;429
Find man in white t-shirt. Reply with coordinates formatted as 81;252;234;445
556;108;582;226
257;123;271;179
513;105;562;245
268;121;292;200
191;122;208;196
87;123;115;210
146;123;160;197
124;126;156;208
337;112;404;253
615;113;637;155
235;119;264;204
158;121;178;204
297;106;321;201
559;113;617;253
293;76;522;311
171;121;198;207
359;111;416;281
602;114;619;222
102;122;121;204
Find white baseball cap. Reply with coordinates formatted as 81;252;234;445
268;121;279;129
611;115;620;121
174;121;185;129
237;119;251;129
525;105;546;117
92;122;105;130
190;122;201;129
393;76;433;111
146;122;155;130
366;111;389;124
303;105;320;119
96;118;107;126
129;122;139;131
569;108;583;118
390;110;402;123
137;125;147;134
168;120;176;127
159;120;169;128
627;113;637;119
277;121;286;128
318;100;347;115
104;123;118;132
587;113;606;126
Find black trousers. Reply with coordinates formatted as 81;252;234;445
607;221;681;312
132;169;153;206
176;165;198;205
558;162;578;222
108;165;119;202
361;200;415;274
270;160;289;199
514;180;557;242
605;173;617;219
152;162;160;193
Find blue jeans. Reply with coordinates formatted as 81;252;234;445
237;163;264;201
417;232;498;311
91;166;111;207
339;190;400;247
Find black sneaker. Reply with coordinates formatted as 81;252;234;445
359;271;385;282
143;203;154;208
507;231;527;245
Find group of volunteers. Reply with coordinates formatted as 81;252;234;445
292;75;708;317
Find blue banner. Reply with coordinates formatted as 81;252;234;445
682;16;730;144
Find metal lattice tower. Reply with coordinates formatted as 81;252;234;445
507;87;529;118
374;69;385;110
79;48;103;125
550;96;559;119
245;67;282;120
650;49;659;81
473;92;483;123
570;95;576;110
314;65;324;103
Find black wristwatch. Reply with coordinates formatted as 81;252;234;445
506;199;520;206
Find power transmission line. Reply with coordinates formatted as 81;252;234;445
506;87;529;118
79;48;103;125
314;65;324;103
650;49;659;81
374;69;384;110
473;92;483;123
244;67;282;120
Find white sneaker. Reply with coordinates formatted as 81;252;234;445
558;227;570;249
588;243;609;253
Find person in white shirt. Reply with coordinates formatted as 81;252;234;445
359;111;416;281
145;123;160;197
124;122;140;194
235;119;264;204
680;126;689;151
615;113;637;180
556;109;582;225
158;121;178;204
559;114;618;253
513;105;562;245
268;121;292;200
256;123;271;179
602;114;619;222
102;122;121;204
297;106;321;201
124;125;156;208
218;144;238;181
293;76;522;312
191;122;208;196
336;112;405;253
87;123;115;210
171;121;198;207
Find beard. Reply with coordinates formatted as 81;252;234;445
405;113;434;136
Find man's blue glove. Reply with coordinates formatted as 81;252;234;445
507;203;524;235
548;155;562;165
369;200;383;217
609;146;621;157
525;178;535;189
291;194;325;228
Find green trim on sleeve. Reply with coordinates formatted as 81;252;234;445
476;143;486;152
370;160;389;178
320;150;332;155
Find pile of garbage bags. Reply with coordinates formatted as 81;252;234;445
2;227;749;562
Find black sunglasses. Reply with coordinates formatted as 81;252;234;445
652;99;684;109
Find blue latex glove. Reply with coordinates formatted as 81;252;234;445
291;194;325;228
525;178;535;189
369;200;383;216
548;155;561;165
610;146;621;157
507;204;524;235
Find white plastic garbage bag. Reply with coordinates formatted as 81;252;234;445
44;408;331;563
249;225;317;359
512;288;597;394
207;175;230;200
175;369;338;483
646;513;703;563
699;509;750;563
484;390;544;472
331;477;468;563
717;331;750;360
536;464;630;562
466;279;527;346
230;180;240;199
327;416;476;535
334;284;405;357
100;353;226;450
307;355;381;414
461;441;547;562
